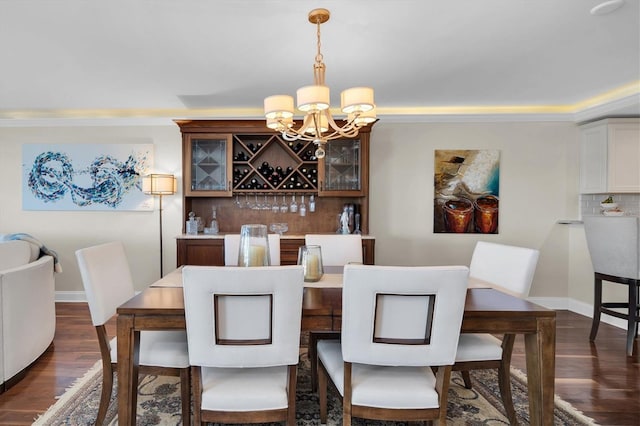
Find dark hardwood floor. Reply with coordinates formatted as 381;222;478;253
0;304;637;425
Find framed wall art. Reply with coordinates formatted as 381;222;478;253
22;143;154;211
434;149;500;233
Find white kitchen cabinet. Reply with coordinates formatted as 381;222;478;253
579;118;640;193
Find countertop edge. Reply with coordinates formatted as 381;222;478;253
176;234;375;240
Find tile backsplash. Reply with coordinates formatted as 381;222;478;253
580;193;640;217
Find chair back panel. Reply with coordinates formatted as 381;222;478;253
340;264;469;367
304;234;362;267
469;241;539;297
214;294;273;345
373;293;435;345
224;234;281;266
182;265;303;367
583;216;640;279
75;241;135;326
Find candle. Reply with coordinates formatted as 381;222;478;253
248;245;266;266
305;254;321;281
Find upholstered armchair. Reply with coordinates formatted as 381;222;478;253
0;240;55;392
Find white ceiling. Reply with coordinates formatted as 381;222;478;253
1;0;639;124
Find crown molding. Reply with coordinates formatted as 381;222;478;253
0;83;637;127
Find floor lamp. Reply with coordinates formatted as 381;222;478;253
142;174;176;277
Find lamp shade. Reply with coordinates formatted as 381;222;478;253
267;116;294;130
264;95;295;119
341;87;374;114
297;85;330;112
303;112;329;135
142;174;176;195
348;107;377;125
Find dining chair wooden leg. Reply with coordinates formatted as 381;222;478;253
287;365;297;426
498;334;517;425
343;362;353;426
309;332;318;393
318;362;328;424
590;275;603;341
461;370;472;389
96;361;113;426
191;366;203;426
180;367;191;426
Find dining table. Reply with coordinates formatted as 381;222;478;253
116;268;556;426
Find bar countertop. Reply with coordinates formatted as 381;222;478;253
176;234;375;240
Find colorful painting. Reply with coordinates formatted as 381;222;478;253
434;149;500;233
22;144;154;211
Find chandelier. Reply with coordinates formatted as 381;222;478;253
263;8;376;159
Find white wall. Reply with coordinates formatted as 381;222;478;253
0;125;183;293
0;120;602;306
368;121;581;298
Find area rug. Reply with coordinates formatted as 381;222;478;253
34;355;596;426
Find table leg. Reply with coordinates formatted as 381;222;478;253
524;316;556;426
117;314;140;425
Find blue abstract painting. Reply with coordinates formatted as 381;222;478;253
22;144;154;211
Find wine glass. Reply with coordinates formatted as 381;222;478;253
280;194;288;213
299;195;307;216
309;194;316;212
262;193;271;210
271;195;280;213
290;194;298;213
249;193;259;210
235;194;243;209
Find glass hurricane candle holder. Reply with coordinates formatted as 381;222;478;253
297;245;324;282
238;224;271;267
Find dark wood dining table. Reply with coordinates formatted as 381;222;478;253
117;275;556;426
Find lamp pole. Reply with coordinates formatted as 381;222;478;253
158;193;165;277
143;173;175;279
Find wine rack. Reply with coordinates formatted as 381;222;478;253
231;134;319;193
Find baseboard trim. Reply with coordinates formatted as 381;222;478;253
527;296;628;330
56;291;86;302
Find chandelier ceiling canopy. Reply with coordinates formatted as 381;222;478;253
263;8;376;159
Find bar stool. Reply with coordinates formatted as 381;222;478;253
583;216;640;357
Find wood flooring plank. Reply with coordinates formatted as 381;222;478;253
0;304;636;424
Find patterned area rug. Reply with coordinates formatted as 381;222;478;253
34;354;596;426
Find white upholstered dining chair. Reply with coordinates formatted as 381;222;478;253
453;240;539;425
182;265;304;425
305;233;363;391
75;241;190;425
583;216;639;357
316;264;469;426
224;233;281;265
304;234;362;272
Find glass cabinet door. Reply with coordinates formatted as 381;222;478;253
318;138;366;196
184;134;233;196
